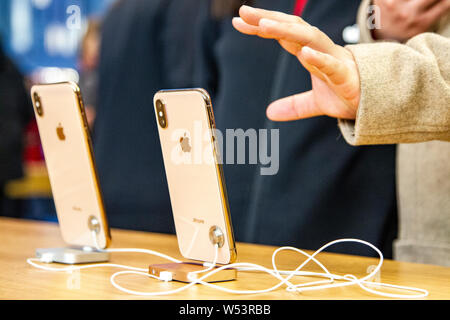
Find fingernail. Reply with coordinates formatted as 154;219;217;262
259;18;277;27
240;5;255;12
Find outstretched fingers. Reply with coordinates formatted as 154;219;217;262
232;17;260;35
257;18;337;55
233;5;338;57
238;5;307;27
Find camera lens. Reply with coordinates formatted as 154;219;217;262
34;93;43;117
156;99;167;128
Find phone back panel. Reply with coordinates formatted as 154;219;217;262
154;89;236;264
31;82;110;248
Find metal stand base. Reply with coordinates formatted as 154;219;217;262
149;262;237;283
36;247;109;264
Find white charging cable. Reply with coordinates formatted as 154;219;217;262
26;230;182;280
108;243;220;296
26;258;148;273
107;238;428;298
27;232;429;299
91;230;181;264
238;239;428;298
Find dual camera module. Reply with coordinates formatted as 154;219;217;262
34;92;167;128
155;99;167;128
33;92;44;117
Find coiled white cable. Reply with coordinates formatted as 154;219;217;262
108;238;428;298
27;232;429;299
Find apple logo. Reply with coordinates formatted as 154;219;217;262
180;133;191;153
56;123;66;141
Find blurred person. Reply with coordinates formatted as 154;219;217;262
0;38;33;217
93;0;203;233
78;19;102;128
357;0;450;266
162;0;205;89
233;3;450;265
197;0;398;258
219;0;398;258
194;0;293;241
370;0;450;42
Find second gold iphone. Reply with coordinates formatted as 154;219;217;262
154;89;236;264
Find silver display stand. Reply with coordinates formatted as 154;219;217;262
35;216;109;264
35;246;109;264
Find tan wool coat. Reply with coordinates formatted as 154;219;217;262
339;0;450;266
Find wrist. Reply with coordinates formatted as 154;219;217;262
343;48;361;118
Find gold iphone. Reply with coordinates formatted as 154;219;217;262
154;89;236;264
31;82;111;249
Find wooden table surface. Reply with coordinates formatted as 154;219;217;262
0;217;449;300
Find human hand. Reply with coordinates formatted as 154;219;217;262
232;6;361;121
372;0;450;42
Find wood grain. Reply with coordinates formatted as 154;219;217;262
0;217;449;300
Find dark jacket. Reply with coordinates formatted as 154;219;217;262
94;0;201;233
195;0;294;240
244;0;398;257
0;45;32;185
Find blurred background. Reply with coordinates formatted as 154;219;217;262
0;0;402;260
0;0;114;222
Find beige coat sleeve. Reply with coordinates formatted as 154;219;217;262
338;32;450;145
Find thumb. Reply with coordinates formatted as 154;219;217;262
266;91;323;121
